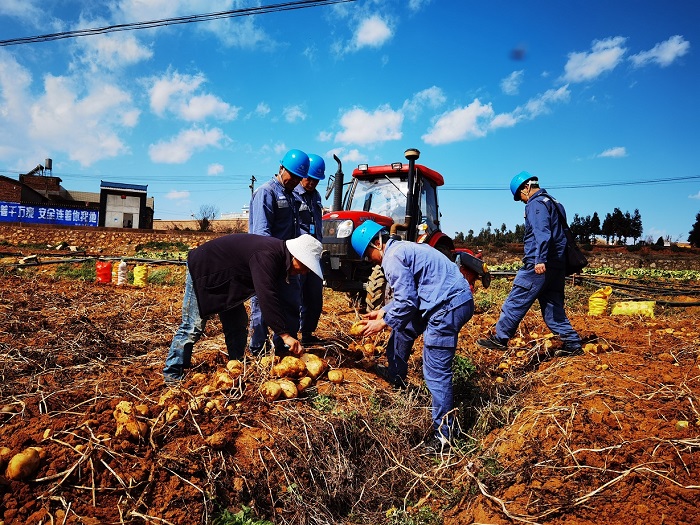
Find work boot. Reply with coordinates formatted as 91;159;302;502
477;335;508;350
301;333;325;346
373;364;407;390
554;344;583;357
422;435;452;455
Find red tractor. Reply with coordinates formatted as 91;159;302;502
321;148;490;311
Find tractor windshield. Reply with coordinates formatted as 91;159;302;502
348;176;408;223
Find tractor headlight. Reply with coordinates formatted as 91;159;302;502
336;219;354;238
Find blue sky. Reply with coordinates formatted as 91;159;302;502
0;0;698;242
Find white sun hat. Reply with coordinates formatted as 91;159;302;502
285;234;324;279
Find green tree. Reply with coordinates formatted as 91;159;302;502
689;212;700;247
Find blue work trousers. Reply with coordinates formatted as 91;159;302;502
163;270;248;381
299;272;323;336
385;299;474;441
495;265;580;346
249;277;301;353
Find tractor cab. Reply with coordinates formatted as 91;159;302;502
321;149;489;310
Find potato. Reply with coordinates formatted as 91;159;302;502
6;448;41;480
349;321;366;335
271;356;307;379
113;401;149;439
226;360;243;377
327;370;344;384
214;372;234;389
0;446;12;469
297;376;313;392
277;379;298;399
260;355;279;370
300;353;327;379
260;381;282;402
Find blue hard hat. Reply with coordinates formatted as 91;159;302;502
307;154;326;180
509;171;538;201
280;149;310;178
351;220;386;258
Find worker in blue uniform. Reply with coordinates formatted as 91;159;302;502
248;149;309;355
294;153;326;346
351;220;474;453
477;172;582;356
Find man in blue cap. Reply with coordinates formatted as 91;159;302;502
477;172;582;356
294;153;326;346
248;149;309;355
351;220;474;453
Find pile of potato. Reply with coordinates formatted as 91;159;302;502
260;353;343;402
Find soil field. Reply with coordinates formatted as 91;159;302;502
1;250;699;525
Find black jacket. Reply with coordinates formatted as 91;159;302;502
187;233;293;334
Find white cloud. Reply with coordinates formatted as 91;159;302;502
149;71;237;122
351;15;392;51
501;70;524;95
335;106;403;145
688;190;700;200
519;85;570;118
283;105;306;123
0;50;139;167
402;86;446;120
165;190;190;200
255;102;270;117
208;163;224;176
180;94;240;122
422;99;494;145
0;0;47;27
150;72;205;115
598;146;627;158
149;127;225;163
74;31;153;72
630;35;690;68
423;85;570;145
408;0;432;11
563;36;627;83
115;0;272;49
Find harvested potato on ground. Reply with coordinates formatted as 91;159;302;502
226;360;243;377
327;370;344;384
297;376;313;392
6;447;41;481
349;321;366;335
278;379;298;399
300;353;327;379
260;355;279;370
260;381;282;402
165;405;181;422
0;446;12;469
272;356;307;378
214;371;234;389
113;401;149;439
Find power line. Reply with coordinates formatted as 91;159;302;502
442;174;700;191
0;0;355;47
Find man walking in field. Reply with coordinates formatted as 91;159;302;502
477;171;582;356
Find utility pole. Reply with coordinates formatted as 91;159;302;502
249;175;256;197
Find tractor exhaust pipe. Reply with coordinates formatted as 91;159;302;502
390;148;420;237
326;154;344;212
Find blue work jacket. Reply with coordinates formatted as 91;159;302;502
294;185;323;241
248;176;299;240
523;189;567;267
381;239;472;331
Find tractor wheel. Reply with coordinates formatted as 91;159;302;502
365;265;386;313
